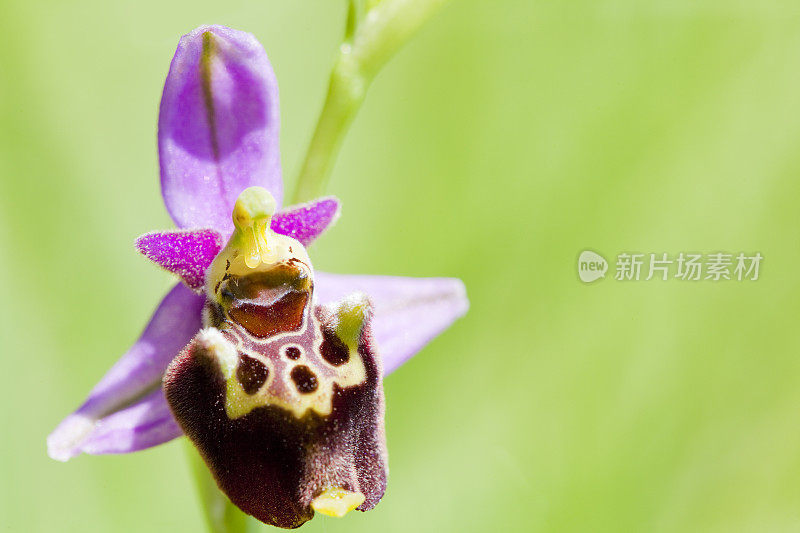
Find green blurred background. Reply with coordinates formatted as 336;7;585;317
3;0;800;531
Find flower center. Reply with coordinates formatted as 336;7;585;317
206;186;314;302
231;186;278;268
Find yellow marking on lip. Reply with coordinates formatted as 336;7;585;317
311;488;365;517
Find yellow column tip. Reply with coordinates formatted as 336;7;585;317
311;487;365;517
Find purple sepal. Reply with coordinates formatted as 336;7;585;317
136;229;224;290
271;196;341;246
80;389;183;456
47;284;203;461
314;273;469;374
159;25;283;233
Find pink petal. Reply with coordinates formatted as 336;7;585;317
136;229;223;290
271;196;341;246
314;273;469;374
159;25;282;233
136;230;223;290
47;284;203;461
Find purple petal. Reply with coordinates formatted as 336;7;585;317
159;25;282;233
314;273;468;374
271;196;341;246
78;389;183;455
136;229;224;290
47;284;203;461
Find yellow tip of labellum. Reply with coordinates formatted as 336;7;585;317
311;488;366;517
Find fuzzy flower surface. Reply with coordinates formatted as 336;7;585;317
47;25;467;528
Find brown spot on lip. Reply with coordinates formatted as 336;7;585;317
291;365;318;394
237;354;269;395
320;328;350;366
285;346;301;360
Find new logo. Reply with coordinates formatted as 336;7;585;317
578;250;608;283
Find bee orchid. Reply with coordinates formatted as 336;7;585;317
47;25;467;529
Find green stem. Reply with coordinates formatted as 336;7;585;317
345;0;359;41
185;440;252;533
291;0;451;203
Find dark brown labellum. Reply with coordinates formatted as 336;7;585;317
164;271;387;529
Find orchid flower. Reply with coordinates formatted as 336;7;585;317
47;24;466;529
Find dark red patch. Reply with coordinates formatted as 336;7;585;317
284;346;301;360
320;328;350;366
237;354;269;395
229;291;308;338
290;365;318;394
